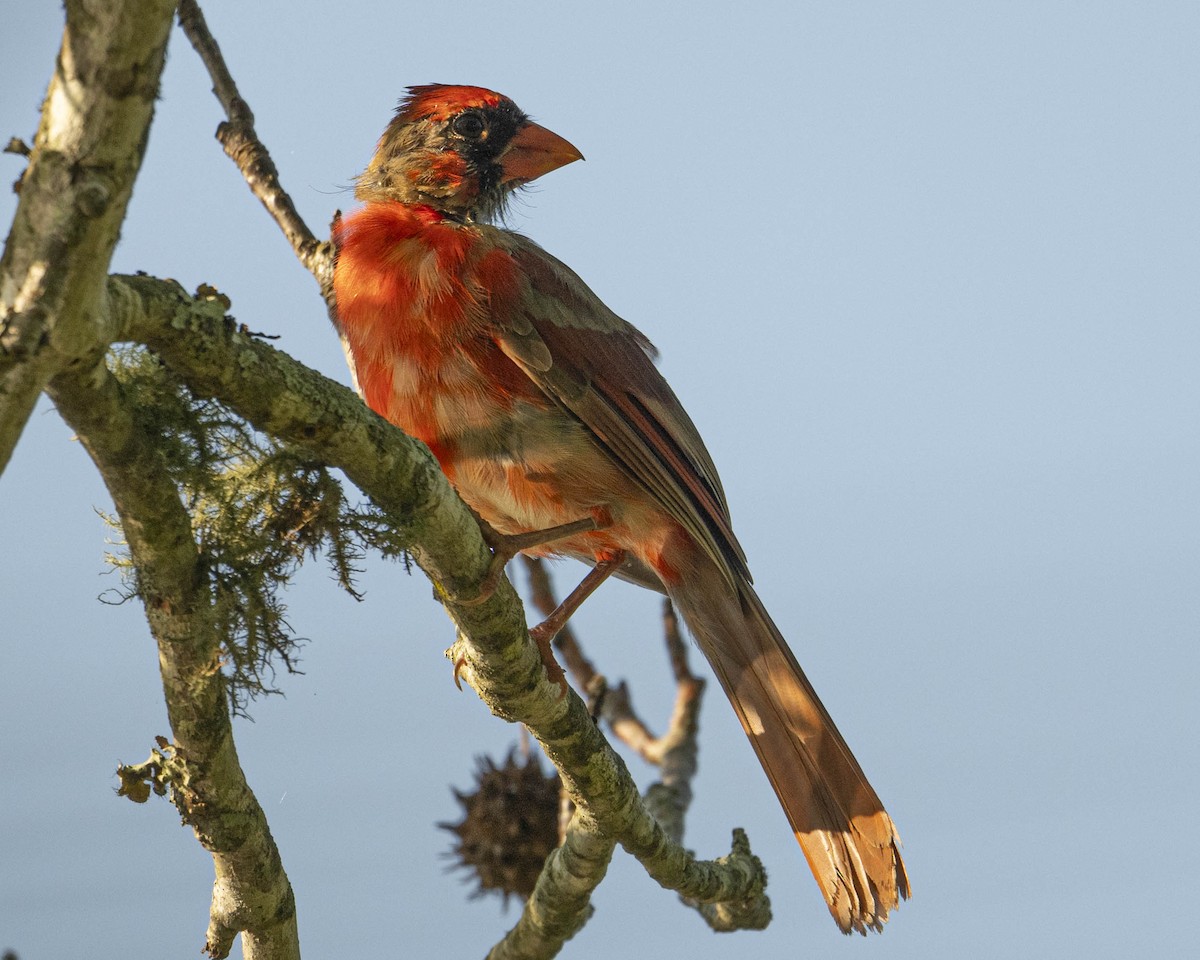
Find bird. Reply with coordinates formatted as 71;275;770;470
332;83;909;933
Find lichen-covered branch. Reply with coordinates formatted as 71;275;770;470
449;568;769;928
1;5;303;955
523;563;705;844
4;4;773;953
0;0;176;472
46;357;299;960
523;563;708;841
486;814;614;960
108;272;771;926
110;273;496;606
487;576;721;959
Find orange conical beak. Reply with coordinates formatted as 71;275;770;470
499;122;584;185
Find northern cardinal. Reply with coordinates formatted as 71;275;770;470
333;84;908;933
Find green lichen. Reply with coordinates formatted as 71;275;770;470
103;344;408;714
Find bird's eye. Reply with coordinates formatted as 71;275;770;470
452;113;487;139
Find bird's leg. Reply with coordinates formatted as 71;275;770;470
530;551;625;695
460;514;601;606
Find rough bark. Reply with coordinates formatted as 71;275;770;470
0;0;176;470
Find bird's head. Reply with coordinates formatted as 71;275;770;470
355;84;583;223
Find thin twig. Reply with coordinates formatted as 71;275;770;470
523;556;661;755
522;558;698;767
522;556;599;688
661;597;695;685
176;0;334;302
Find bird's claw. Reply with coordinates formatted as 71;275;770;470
456;551;511;607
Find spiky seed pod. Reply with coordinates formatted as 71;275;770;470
440;748;561;904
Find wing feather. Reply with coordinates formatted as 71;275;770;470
494;233;750;584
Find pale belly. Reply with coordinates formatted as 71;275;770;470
452;425;665;557
378;344;683;579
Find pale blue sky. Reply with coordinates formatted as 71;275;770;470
3;2;1198;958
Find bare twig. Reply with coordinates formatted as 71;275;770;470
523;556;661;756
523;556;600;689
176;0;334;301
660;596;695;685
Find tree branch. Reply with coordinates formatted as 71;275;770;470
486;813;614;960
109;272;772;928
486;584;723;958
46;357;299;960
520;561;759;939
175;0;334;302
0;0;176;472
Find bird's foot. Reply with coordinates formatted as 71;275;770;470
527;551;625;697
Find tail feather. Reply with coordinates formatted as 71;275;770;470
667;564;909;934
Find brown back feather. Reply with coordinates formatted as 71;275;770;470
487;225;908;931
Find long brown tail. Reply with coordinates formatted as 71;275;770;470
667;562;909;934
